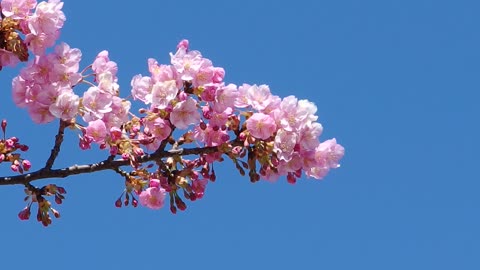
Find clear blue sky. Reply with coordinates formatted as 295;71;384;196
0;0;479;269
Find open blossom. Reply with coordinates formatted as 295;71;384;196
246;112;277;140
139;187;166;209
274;129;297;162
97;72;119;95
50;42;82;72
82;86;113;119
144;117;171;142
85;119;107;143
131;75;152;103
148;59;177;83
0;49;21;68
316;138;345;169
246;84;273;111
150;80;178;109
213;83;238;113
49;91;79;120
170;48;203;81
170;97;201;129
28;103;55;124
26;0;66;55
299;122;323;151
276;96;317;132
1;0;37;19
92;50;118;81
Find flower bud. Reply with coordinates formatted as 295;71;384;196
18;206;31;220
115;198;122;208
1;119;6;133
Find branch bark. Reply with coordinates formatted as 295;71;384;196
44;120;67;170
0;141;242;186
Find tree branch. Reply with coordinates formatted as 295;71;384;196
0;141;242;186
44;120;68;170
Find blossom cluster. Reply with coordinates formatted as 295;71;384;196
0;0;65;69
11;37;344;214
5;1;343;222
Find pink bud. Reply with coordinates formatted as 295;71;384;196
22;160;31;171
149;178;160;188
132;198;138;207
18;206;30;220
109;127;121;141
287;173;296;184
10;164;18;172
115;198;122;208
1;119;6;133
212;67;225;83
176;39;189;51
57;186;67;194
51;208;61;218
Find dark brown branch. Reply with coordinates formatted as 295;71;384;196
44;120;68;170
0;141;242;186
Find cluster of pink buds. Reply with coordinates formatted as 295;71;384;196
0;119;31;173
19;183;66;226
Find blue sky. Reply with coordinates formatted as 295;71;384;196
0;0;479;269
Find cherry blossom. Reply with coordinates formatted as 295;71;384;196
246;112;277;140
170;97;201;129
139;186;166;210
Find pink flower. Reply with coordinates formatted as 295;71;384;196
192;178;208;199
131;74;152;103
49;91;79;120
170;97;201;129
1;0;37;19
246;112;277;140
139;187;166;209
246;84;273;111
277;96;318;132
36;83;60;106
234;84;251;108
170;49;203;81
97;72;119;95
0;48;21;68
193;125;229;146
176;39;189;51
144;117;172;142
148;59;177;83
50;42;82;72
12;76;30;108
274;129;297;162
208;107;232;128
28;103;55;124
82;86;113;119
212;67;225;83
192;59;214;87
213;83;238;113
316;139;344;169
299;122;323;151
92;50;118;81
102;97;130;128
150;80;178;109
26;0;65;54
86;119;107;143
